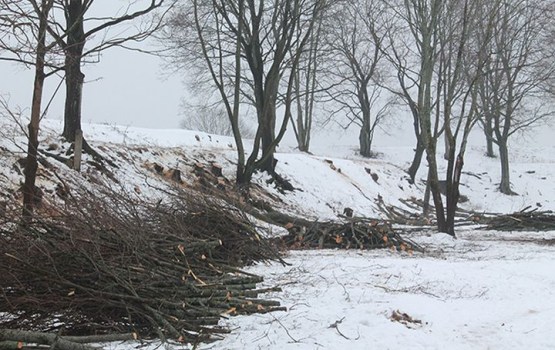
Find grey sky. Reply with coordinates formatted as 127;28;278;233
0;1;185;129
0;46;184;129
1;1;552;150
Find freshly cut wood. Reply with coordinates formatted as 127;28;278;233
0;186;284;344
0;330;98;350
274;217;423;253
482;207;555;231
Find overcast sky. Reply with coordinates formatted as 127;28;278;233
0;1;552;151
0;1;186;129
0;46;184;129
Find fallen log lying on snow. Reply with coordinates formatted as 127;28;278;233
0;330;136;350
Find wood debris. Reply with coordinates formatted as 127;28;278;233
274;217;423;253
481;207;555;231
0;187;285;344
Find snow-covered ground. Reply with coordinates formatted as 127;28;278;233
1;117;554;349
208;230;555;350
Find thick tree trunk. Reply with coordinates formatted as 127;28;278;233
22;0;50;221
498;139;514;195
259;117;277;173
62;65;84;142
484;114;495;157
359;122;372;158
62;0;86;143
407;139;425;183
258;81;278;173
444;154;463;236
298;137;309;153
425;144;448;234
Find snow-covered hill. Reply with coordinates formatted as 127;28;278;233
1;118;554;350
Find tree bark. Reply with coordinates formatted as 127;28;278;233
484;114;495;157
22;0;51;221
359;121;372;157
407;137;425;184
498;138;514;194
62;0;86;143
445;154;463;236
425;147;448;233
259;111;277;173
357;80;373;158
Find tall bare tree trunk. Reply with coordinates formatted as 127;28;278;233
23;0;52;221
407;120;425;184
408;142;425;182
484;113;495;157
62;0;86;143
359;120;372;157
259;108;277;173
498;138;514;194
425;142;448;232
358;84;373;158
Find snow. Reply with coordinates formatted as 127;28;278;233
1;116;554;349
202;230;555;350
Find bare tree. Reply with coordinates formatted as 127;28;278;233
379;0;442;183
289;7;326;153
1;0;56;219
475;0;555;195
165;0;326;186
322;0;390;158
382;0;492;235
2;1;171;166
437;0;495;233
52;0;170;148
1;0;171;215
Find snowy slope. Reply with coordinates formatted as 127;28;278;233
1;117;554;350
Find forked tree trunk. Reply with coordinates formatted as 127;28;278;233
484;114;495;157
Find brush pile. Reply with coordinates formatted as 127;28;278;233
0;186;284;345
275;218;423;253
482;207;555;231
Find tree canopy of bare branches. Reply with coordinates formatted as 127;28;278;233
163;0;328;185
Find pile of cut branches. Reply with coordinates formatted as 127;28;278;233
0;185;284;345
482;207;555;231
274;218;423;253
